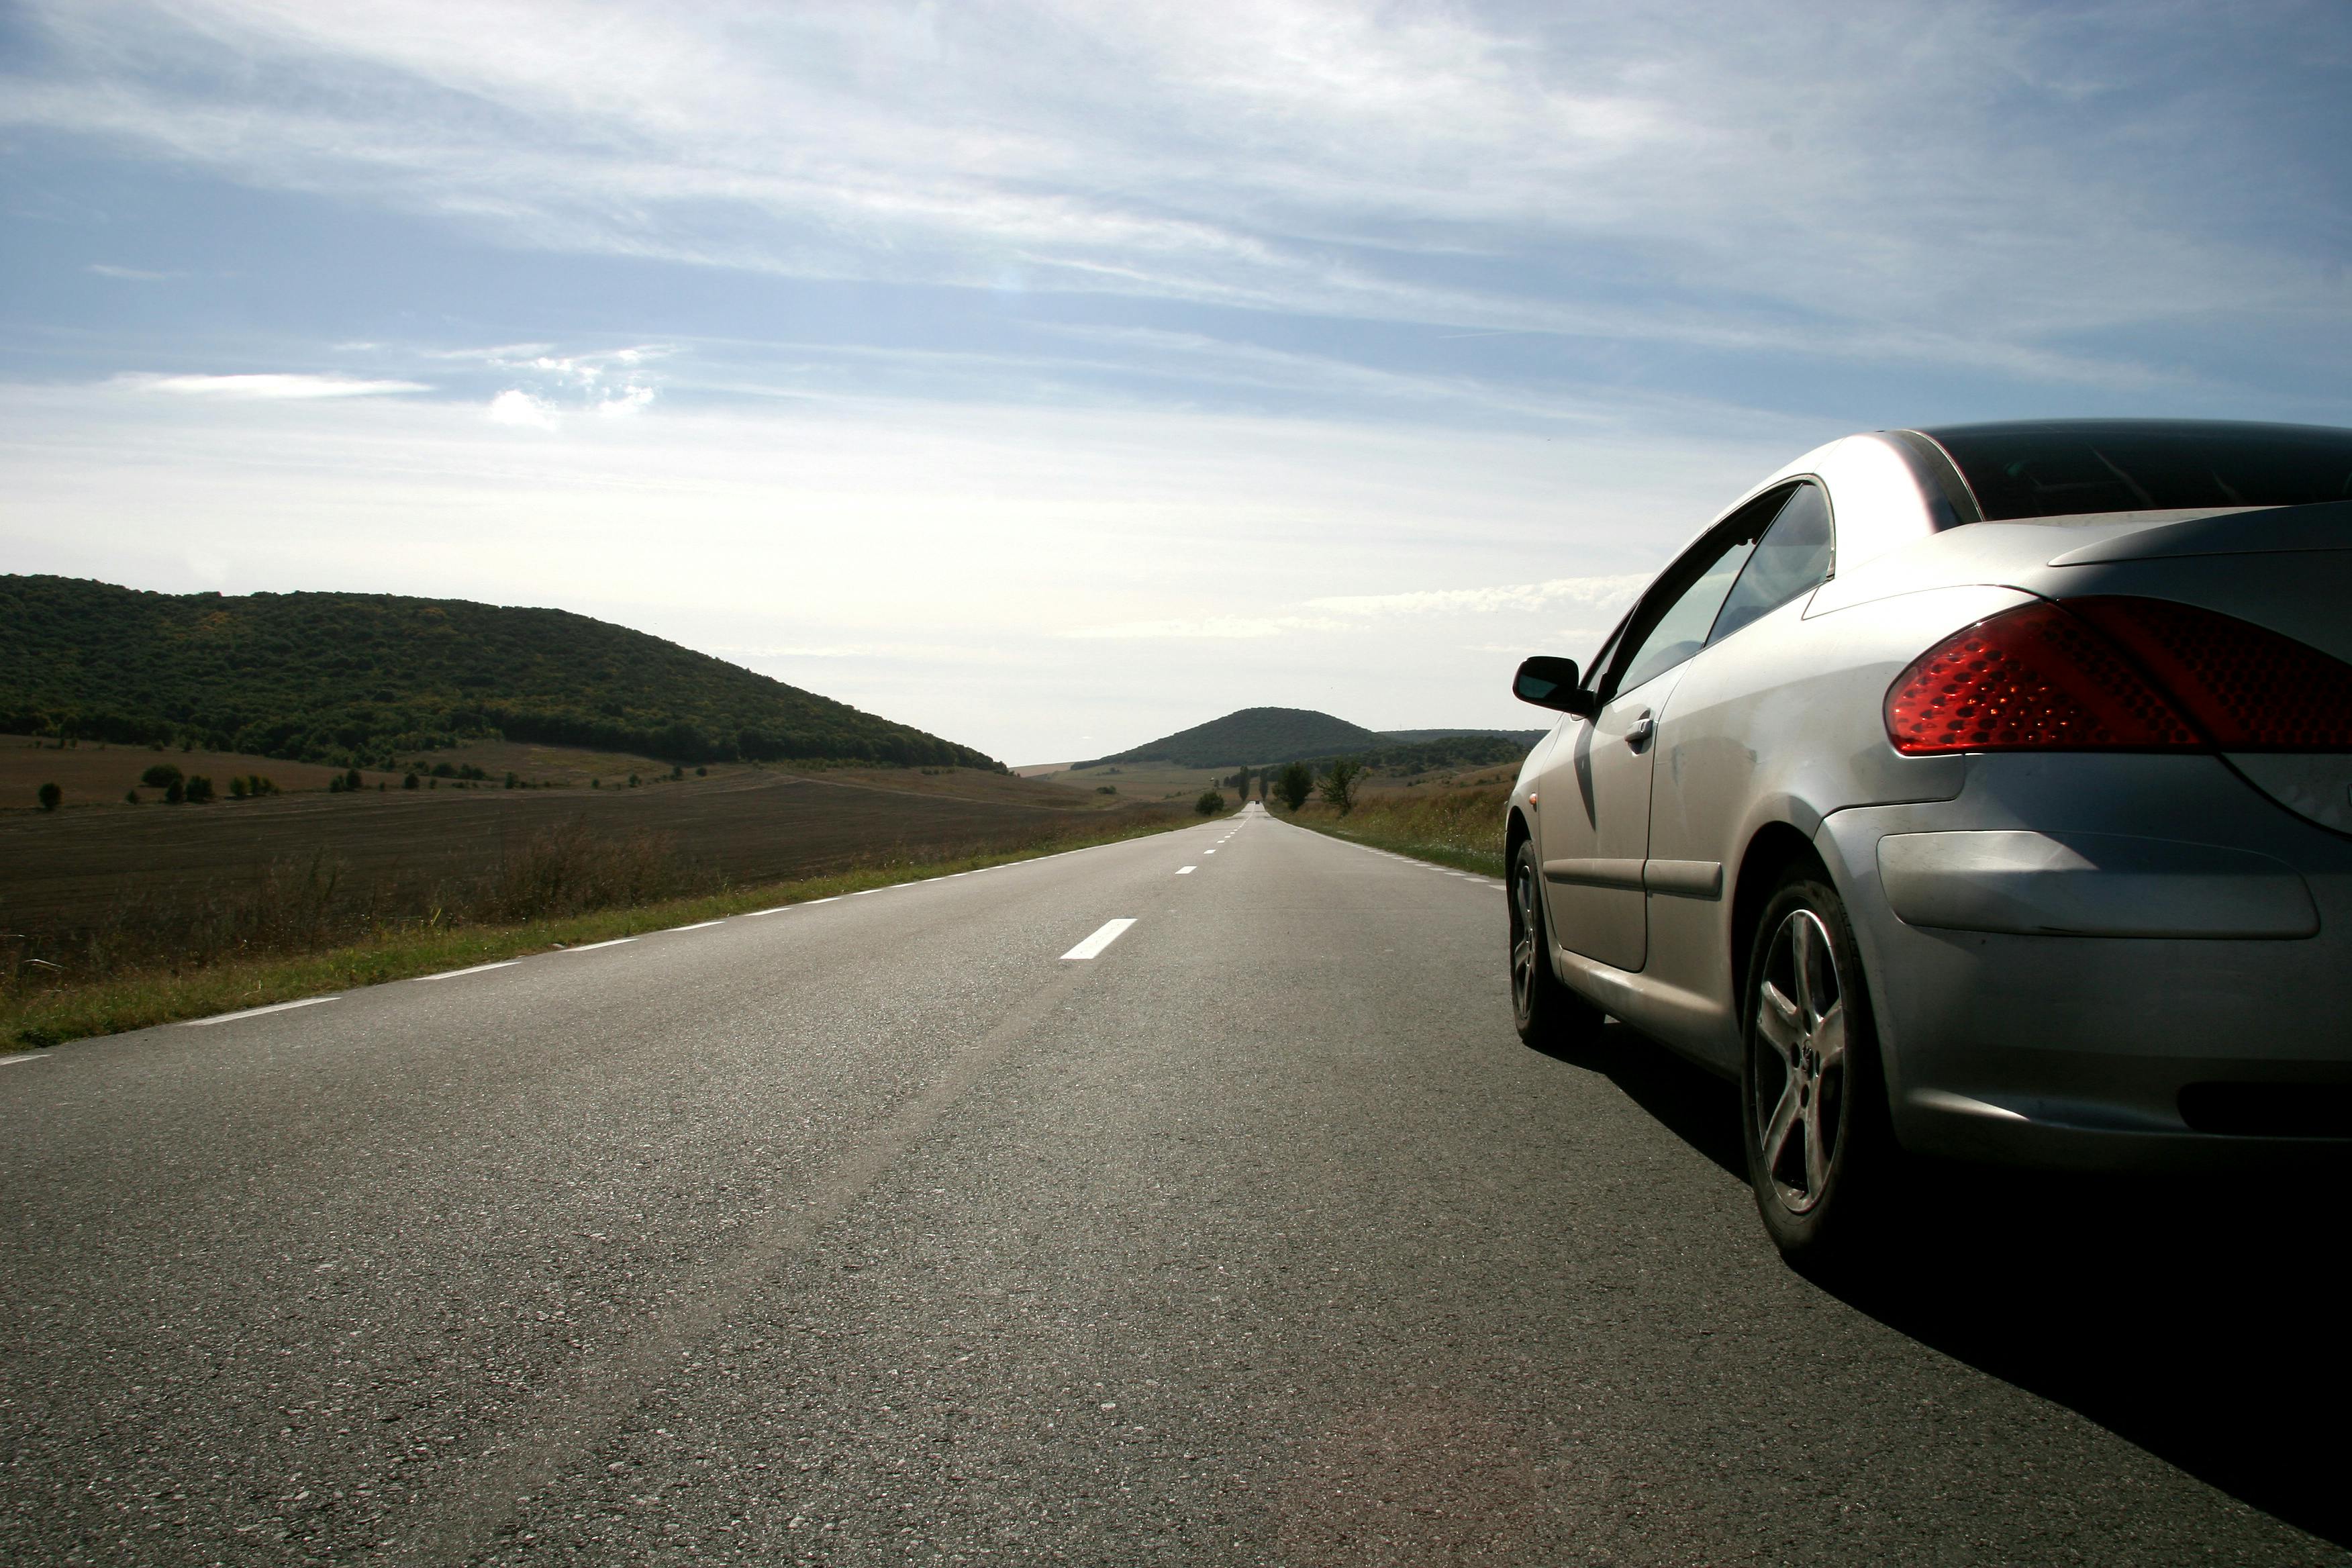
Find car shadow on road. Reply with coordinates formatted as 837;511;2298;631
1526;1024;2352;1551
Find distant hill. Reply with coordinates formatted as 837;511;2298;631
0;575;999;771
1077;706;1383;768
1075;709;1546;771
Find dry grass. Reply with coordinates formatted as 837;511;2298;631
1;814;1189;1051
1284;783;1510;875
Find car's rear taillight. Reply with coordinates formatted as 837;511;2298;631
2064;596;2352;749
1885;596;2352;755
1885;601;2198;754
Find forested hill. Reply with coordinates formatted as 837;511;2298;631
1080;706;1385;767
0;575;1000;771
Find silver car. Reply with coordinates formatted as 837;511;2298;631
1506;420;2352;1264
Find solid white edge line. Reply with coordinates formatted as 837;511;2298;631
1;1054;48;1067
564;937;638;953
667;920;726;931
1060;918;1138;961
743;906;793;917
416;960;521;982
183;996;340;1028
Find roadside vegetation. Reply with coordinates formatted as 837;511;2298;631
2;812;1189;1051
1280;777;1510;877
0;573;995;770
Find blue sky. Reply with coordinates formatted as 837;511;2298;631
3;1;2347;763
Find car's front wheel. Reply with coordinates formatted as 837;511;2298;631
1741;867;1902;1267
1510;839;1604;1052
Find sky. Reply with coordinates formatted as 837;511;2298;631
3;1;2348;764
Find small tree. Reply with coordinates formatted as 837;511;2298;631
1275;761;1314;811
344;769;362;791
229;775;249;799
403;772;421;790
37;782;61;812
124;789;138;805
183;775;215;803
141;763;183;790
1318;757;1364;815
164;778;185;804
1195;789;1226;816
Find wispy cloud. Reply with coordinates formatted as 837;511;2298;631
1310;574;1649;618
1073;573;1648;642
9;1;2339;388
87;262;183;281
120;372;428;398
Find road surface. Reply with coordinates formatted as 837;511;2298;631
3;804;2345;1564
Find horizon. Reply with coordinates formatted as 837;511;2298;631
5;2;2348;763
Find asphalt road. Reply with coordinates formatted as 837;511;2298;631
3;803;2345;1565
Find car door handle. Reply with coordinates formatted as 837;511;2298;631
1624;712;1655;751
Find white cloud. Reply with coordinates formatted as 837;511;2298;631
88;262;183;281
486;388;558;428
1065;614;1351;641
1310;574;1649;618
121;372;428;398
7;1;2335;385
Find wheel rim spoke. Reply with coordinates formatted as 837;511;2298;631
1756;981;1801;1062
1761;1082;1801;1181
1802;1094;1831;1196
1813;1001;1846;1070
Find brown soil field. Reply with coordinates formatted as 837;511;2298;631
0;736;398;807
0;764;1148;940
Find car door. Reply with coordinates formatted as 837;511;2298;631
1532;508;1775;971
1642;482;1836;1022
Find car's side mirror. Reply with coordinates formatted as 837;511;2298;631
1512;656;1597;716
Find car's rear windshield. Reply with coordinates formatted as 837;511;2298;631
1920;421;2352;521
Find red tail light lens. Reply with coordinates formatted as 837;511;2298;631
2065;596;2352;748
1887;597;2352;755
1885;601;2198;754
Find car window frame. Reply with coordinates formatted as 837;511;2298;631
1599;481;1806;704
1702;478;1836;651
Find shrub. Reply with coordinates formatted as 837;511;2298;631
1195;789;1226;816
124;789;138;805
1095;784;1118;795
504;771;519;789
1275;761;1314;811
1318;757;1363;815
229;776;248;799
344;769;362;791
183;775;215;803
164;779;185;804
37;782;62;812
141;763;183;789
402;772;420;790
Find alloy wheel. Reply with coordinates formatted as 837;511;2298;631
1751;908;1849;1216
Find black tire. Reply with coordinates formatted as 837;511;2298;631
1510;839;1604;1052
1739;865;1903;1268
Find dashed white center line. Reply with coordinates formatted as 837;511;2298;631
563;937;637;953
417;960;521;982
1061;919;1137;960
1176;866;1197;875
183;996;340;1028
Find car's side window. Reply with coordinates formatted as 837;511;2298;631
1606;487;1802;696
1708;481;1833;646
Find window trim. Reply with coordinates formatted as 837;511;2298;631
1598;481;1812;704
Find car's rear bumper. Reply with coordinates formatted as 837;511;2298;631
1818;752;2352;1170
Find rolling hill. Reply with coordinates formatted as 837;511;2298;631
0;575;999;771
1077;707;1385;768
1076;707;1547;771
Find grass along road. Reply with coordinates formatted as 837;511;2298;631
1279;782;1509;875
